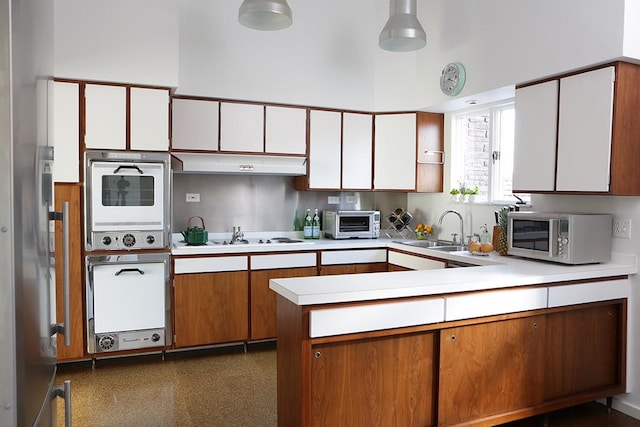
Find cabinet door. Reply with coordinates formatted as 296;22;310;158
544;303;623;400
220;102;264;152
556;67;615;192
130;87;170;151
173;271;248;347
171;98;219;151
512;80;558;192
311;333;436;427
84;84;126;150
416;112;444;193
54;184;85;360
374;113;416;190
51;81;80;183
250;267;317;340
439;317;544;425
265;106;306;155
342;112;372;190
308;110;341;189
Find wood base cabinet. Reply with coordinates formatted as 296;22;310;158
173;271;248;348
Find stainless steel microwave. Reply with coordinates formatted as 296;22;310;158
507;212;612;264
322;210;380;239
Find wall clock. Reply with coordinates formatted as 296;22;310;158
440;62;466;96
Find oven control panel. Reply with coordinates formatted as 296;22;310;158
89;230;166;251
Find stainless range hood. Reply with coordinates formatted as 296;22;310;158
171;153;307;176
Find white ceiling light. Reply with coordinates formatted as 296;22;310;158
379;0;426;52
238;0;293;31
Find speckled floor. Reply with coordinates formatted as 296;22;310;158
56;342;640;427
56;342;277;427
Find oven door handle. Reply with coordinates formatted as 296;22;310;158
115;268;146;276
113;165;144;174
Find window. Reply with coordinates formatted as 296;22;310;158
450;102;529;204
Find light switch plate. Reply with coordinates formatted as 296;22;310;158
346;196;357;204
328;196;340;204
186;193;200;203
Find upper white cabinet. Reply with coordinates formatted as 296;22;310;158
51;81;80;183
130;87;170;151
512;80;559;192
85;83;170;151
514;65;624;194
171;98;219;151
374;113;416;191
556;67;614;192
308;110;341;189
220;102;264;152
85;84;127;150
342;112;373;190
265;106;307;155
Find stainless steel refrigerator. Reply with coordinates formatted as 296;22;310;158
0;0;72;425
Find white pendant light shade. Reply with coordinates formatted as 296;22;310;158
239;0;292;31
379;0;426;52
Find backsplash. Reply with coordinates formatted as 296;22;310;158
172;173;407;234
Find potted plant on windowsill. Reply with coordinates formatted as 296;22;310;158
449;188;461;202
464;186;479;203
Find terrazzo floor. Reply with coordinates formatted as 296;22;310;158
56;342;640;427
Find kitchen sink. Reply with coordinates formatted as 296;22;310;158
395;240;466;252
428;245;467;252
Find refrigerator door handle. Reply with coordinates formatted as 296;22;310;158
50;201;71;346
53;380;72;427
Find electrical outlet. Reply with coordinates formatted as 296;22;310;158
346;196;357;204
612;218;631;239
186;193;200;203
328;196;340;204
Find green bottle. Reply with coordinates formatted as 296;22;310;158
312;209;320;239
303;209;312;239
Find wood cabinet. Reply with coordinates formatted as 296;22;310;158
311;332;436;427
84;83;170;151
51;81;80;183
171;98;220;151
173;261;249;347
514;62;640;195
387;249;446;271
220;102;264;152
438;316;545;425
416;112;444;193
320;248;387;275
265;106;307;155
373;113;416;191
54;184;85;360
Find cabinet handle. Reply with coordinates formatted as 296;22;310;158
450;334;456;342
533;322;538;329
314;351;321;359
53;380;72;427
50;201;71;347
419;150;445;165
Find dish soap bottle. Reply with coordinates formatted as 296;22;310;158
312;209;320;239
304;209;312;239
480;224;490;244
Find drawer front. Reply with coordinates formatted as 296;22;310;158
388;251;445;270
251;252;317;270
174;256;248;274
548;279;630;308
445;287;548;321
321;249;387;265
310;298;445;338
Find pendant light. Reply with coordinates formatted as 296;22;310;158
238;0;292;31
379;0;426;52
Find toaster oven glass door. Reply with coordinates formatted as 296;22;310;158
338;215;371;232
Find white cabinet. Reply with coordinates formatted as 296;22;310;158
130;87;170;151
220;102;264;152
85;83;170;151
342;112;373;190
388;250;445;270
308;110;341;189
374;113;416;190
85;84;127;150
171;98;219;151
51;81;80;183
265;106;306;155
556;67;614;191
512;80;558;192
513;66;615;193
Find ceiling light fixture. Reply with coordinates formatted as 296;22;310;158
379;0;426;52
238;0;292;31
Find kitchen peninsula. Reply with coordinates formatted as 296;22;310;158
270;246;636;427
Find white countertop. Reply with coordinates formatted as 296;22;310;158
270;242;637;306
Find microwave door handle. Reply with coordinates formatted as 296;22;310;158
113;165;143;174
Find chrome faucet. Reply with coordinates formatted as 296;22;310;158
231;226;245;243
438;210;464;246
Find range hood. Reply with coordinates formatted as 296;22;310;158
171;153;307;176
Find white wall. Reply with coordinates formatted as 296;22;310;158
53;0;179;87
